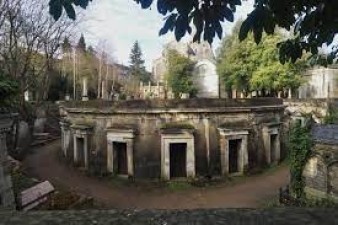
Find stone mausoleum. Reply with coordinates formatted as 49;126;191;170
303;125;338;200
59;98;285;180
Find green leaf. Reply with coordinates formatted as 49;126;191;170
63;2;76;20
49;0;63;21
239;19;251;41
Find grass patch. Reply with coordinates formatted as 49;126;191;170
166;181;192;191
11;169;39;196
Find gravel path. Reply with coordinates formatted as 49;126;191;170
23;141;289;209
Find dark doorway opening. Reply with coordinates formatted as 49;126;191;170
229;139;241;174
170;143;187;178
113;142;128;175
76;137;85;166
270;134;278;163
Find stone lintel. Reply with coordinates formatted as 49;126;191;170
160;128;194;135
71;124;93;136
218;128;249;136
71;124;93;130
263;122;282;128
106;128;135;137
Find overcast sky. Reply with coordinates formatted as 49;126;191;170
79;0;254;70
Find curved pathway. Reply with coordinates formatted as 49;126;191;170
23;141;289;209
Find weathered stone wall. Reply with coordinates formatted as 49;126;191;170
1;208;337;225
284;99;328;123
303;155;328;198
299;67;338;99
60;99;285;179
304;125;338;200
0;113;17;209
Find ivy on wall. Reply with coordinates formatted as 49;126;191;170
323;103;338;125
289;119;313;199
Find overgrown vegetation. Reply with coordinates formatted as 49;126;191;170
217;21;307;98
11;169;39;202
165;50;197;99
0;73;19;107
288;120;313;199
323;104;338;124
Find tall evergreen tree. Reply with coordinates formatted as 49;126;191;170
77;34;86;52
129;41;150;83
62;37;71;53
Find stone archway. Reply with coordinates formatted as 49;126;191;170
262;123;281;165
160;129;195;180
106;129;134;177
218;128;249;176
71;124;93;169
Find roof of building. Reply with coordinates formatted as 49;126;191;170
312;124;338;145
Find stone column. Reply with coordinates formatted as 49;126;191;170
186;139;195;178
240;135;249;172
107;141;113;173
262;127;271;165
275;134;281;163
161;139;170;180
288;88;292;99
126;139;134;177
84;136;88;168
60;124;65;153
82;77;89;101
102;80;107;100
64;128;70;157
220;135;228;176
232;89;237;99
73;136;78;163
203;118;210;170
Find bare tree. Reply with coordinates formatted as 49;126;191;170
0;0;80;120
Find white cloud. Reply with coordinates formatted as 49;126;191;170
79;0;254;70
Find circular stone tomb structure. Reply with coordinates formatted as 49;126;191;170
59;98;285;180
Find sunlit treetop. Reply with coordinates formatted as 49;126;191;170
49;0;338;65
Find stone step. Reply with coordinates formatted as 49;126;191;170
30;137;60;148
